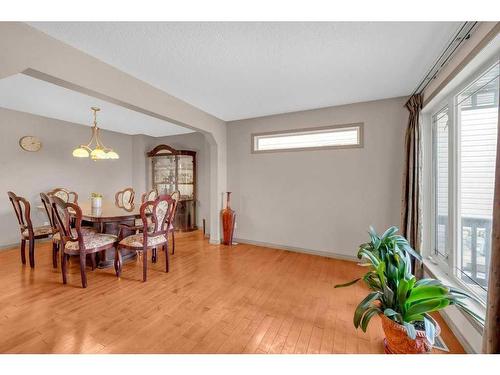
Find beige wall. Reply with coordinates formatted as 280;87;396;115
0;107;133;246
227;97;407;258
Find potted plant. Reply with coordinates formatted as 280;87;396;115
335;226;484;354
91;192;103;208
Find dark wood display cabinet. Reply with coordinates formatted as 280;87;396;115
147;144;197;232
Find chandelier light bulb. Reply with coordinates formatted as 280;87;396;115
72;146;90;158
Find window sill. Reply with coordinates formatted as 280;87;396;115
422;259;485;334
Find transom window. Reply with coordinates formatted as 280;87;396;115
431;60;499;302
252;123;363;153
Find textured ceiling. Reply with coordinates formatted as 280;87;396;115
0;74;193;137
29;22;461;121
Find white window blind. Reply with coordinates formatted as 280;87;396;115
457;61;499;299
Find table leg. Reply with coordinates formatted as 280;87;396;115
96;220;137;269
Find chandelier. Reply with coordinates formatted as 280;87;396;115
72;107;119;160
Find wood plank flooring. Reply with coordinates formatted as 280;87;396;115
0;231;464;353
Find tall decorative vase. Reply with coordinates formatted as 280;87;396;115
221;192;236;246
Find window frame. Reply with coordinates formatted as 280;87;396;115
250;123;364;154
429;56;499;304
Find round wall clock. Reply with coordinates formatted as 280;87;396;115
19;136;42;152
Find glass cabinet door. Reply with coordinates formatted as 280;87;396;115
148;145;197;231
177;154;194;199
152;155;177;195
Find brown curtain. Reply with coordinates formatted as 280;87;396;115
401;94;423;277
483;107;500;354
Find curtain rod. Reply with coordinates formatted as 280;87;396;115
410;22;478;97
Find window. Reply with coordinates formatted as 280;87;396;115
433;106;449;259
432;60;499;302
252;123;363;153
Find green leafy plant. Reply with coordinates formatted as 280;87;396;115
335;226;484;345
91;192;103;198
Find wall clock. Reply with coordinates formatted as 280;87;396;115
19;136;42;152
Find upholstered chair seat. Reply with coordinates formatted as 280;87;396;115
64;233;118;254
119;233;167;249
22;225;53;239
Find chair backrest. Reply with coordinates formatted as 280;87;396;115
115;187;135;207
47;188;78;204
139;194;175;239
50;195;84;249
170;190;180;227
40;192;57;232
141;188;158;203
7;191;33;236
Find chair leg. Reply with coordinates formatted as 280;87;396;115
90;253;96;271
28;237;35;268
114;248;122;277
61;250;67;284
79;253;88;288
20;239;26;265
52;241;58;268
165;243;169;273
142;249;148;282
151;248;157;263
171;231;175;255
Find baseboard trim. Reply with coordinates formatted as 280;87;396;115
234;237;358;262
0;242;20;250
0;238;51;251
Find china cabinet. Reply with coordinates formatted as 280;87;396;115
147;145;197;231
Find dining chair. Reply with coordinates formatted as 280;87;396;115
47;187;78;204
50;195;118;288
7;191;53;268
135;188;158;227
168;191;180;255
115;187;135;208
41;192;97;269
116;194;175;282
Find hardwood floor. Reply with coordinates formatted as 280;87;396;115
0;231;464;354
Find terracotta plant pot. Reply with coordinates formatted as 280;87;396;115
380;314;441;354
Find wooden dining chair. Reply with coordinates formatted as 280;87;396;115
7;191;53;268
115;187;135;208
47;187;78;204
41;192;97;269
40;192;60;268
50;196;118;288
168;191;180;255
116;194;175;282
135;189;158;227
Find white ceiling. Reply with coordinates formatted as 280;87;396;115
29;22;461;121
0;74;193;137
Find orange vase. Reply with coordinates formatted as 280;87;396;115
221;192;236;245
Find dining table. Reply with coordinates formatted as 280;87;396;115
71;201;143;268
